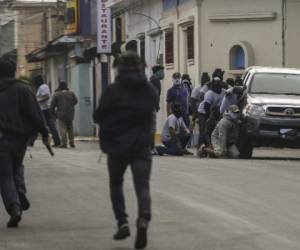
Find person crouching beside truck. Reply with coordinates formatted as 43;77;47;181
199;105;241;159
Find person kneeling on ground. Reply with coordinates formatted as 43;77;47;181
159;103;192;156
199;105;241;158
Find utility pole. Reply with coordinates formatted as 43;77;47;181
282;0;287;67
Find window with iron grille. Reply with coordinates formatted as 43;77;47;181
165;31;174;64
187;25;194;60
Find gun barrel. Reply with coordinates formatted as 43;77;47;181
46;144;54;156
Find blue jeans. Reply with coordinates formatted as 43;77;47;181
42;109;61;146
197;114;207;148
162;133;190;156
107;149;152;226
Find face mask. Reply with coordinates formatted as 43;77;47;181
228;111;240;121
174;110;182;118
173;78;181;87
212;82;222;94
155;70;165;80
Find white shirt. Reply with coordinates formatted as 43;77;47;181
36;84;51;110
198;89;226;114
161;114;188;142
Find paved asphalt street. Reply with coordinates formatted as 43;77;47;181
0;142;300;250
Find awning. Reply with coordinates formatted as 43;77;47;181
26;35;79;63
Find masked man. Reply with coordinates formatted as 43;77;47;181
166;72;190;126
94;52;159;250
220;86;244;115
201;105;241;158
149;65;165;154
197;76;225;152
0;57;49;228
160;103;191;156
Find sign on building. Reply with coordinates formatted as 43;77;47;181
97;0;111;54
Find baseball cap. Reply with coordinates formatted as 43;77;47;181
228;105;240;113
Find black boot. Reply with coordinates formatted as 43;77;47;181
7;206;22;228
134;218;148;249
113;223;130;240
19;192;30;211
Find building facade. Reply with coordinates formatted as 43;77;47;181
107;0;300;134
10;1;65;78
27;0;101;137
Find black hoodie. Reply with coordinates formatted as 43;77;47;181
0;77;48;138
93;72;159;155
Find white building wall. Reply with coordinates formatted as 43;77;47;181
126;0;163;74
286;0;300;69
109;0;300;138
124;0;167;132
160;1;200;133
200;0;283;79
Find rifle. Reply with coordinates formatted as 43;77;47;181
45;143;55;156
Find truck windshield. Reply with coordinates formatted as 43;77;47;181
250;73;300;95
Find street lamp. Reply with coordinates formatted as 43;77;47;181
131;12;162;64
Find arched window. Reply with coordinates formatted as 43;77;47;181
230;45;245;70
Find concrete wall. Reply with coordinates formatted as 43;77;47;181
126;0;163;75
15;9;44;77
70;63;95;137
160;0;199;132
286;0;300;69
0;20;15;56
200;0;282;79
109;0;300;138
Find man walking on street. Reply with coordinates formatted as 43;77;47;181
50;81;78;148
94;52;159;249
34;75;61;147
0;57;50;228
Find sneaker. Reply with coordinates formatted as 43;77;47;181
135;219;148;249
70;144;75;148
113;224;130;240
155;146;165;156
151;148;158;155
19;193;30;211
58;145;67;148
7;206;22;228
183;149;193;155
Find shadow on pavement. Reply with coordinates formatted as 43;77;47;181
110;247;132;250
251;157;300;161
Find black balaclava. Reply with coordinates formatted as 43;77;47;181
201;72;210;86
0;57;16;78
212;68;224;81
57;81;69;91
34;75;44;88
211;78;222;94
172;103;182;118
226;78;235;87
